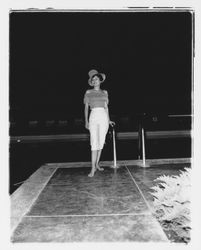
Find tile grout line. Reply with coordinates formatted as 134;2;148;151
124;165;153;212
11;166;59;236
25;167;60;212
24;212;151;218
124;164;169;242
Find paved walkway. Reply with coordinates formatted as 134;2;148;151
11;159;190;242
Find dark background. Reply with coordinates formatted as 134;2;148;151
9;11;192;194
10;11;192;120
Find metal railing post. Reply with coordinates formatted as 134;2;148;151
112;127;117;168
142;127;146;167
138;122;142;159
138;113;149;168
110;123;119;169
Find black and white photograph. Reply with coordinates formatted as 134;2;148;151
1;0;200;247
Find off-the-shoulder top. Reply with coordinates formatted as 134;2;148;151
83;89;109;109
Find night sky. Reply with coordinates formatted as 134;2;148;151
10;11;192;118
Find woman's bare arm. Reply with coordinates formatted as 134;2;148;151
104;91;115;126
105;103;115;126
105;104;110;123
84;103;89;129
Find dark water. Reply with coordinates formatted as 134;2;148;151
9;137;191;194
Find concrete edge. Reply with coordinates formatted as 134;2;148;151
10;158;191;237
45;158;192;167
10;165;58;235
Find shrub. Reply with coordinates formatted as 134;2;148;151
150;167;191;243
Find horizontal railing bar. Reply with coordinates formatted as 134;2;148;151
168;114;192;117
10;130;191;143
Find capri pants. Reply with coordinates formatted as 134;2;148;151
89;107;109;151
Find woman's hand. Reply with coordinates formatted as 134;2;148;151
85;121;89;130
109;120;115;127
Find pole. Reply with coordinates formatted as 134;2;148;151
142;127;146;167
112;127;117;168
138;123;142;159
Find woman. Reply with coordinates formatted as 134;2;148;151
84;69;114;177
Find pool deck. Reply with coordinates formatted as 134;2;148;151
11;158;191;242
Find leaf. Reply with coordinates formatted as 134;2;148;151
150;167;191;243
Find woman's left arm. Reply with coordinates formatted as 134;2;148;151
104;90;115;126
105;105;115;126
105;104;110;123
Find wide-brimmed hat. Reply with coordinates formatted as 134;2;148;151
88;69;106;86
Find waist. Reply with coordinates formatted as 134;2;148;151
91;107;105;111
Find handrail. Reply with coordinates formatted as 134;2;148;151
142;127;146;167
168;114;192;117
10;130;191;143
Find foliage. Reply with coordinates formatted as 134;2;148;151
150;167;191;243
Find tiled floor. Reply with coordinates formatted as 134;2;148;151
127;163;191;203
11;160;190;242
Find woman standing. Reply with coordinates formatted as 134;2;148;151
84;69;114;177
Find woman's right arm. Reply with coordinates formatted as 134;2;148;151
84;103;89;130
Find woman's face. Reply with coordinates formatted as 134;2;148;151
92;75;101;87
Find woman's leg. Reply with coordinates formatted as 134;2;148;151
88;112;98;177
96;113;109;171
96;150;104;171
88;150;98;177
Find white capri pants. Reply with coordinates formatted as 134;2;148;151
89;107;109;151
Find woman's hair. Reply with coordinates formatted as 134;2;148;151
92;73;104;82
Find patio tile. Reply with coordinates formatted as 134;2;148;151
12;214;168;242
28;167;149;215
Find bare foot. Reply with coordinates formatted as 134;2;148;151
96;164;104;171
88;168;96;177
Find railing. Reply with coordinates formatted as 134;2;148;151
10;113;192;166
137;113;192;167
10;130;191;143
